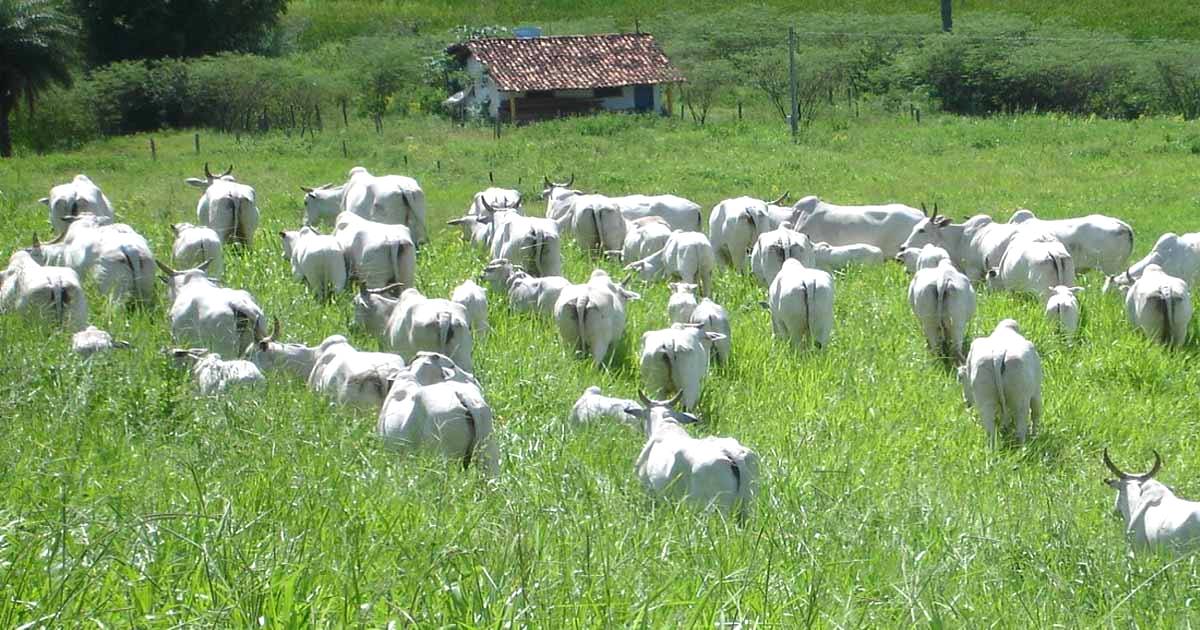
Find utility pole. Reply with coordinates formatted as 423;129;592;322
788;26;798;142
941;0;953;32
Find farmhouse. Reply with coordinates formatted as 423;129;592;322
445;33;685;123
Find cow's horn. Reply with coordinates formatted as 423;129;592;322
47;230;67;245
665;390;684;408
1102;448;1130;479
221;164;234;177
261;317;281;343
514;191;523;207
300;186;314;193
204;162;213;179
567;173;575;187
543;175;552;187
480;196;494;213
30;232;40;248
489;171;494;184
770;191;789;205
366;282;405;294
921;202;929;217
155;259;178;276
638;389;654;407
1138;450;1163;481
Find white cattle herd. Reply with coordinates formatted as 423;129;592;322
4;166;1199;553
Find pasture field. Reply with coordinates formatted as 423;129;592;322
3;109;1200;626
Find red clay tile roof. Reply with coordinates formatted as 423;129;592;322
449;33;685;92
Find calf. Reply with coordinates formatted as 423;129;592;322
0;250;88;330
957;319;1043;447
554;269;641;367
1044;285;1083;340
764;258;835;349
1103;449;1200;555
171;348;265;395
749;223;815;287
355;287;474;371
908;259;976;361
667;283;732;366
508;271;570;317
985;233;1076;294
639;323;726;410
812;242;885;271
280;226;349;300
630;391;759;522
451;279;488;336
568;386;642;427
171;223;224;277
72;325;130;356
1121;264;1192;347
624;230;716;297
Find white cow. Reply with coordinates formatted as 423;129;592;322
72;325;130;356
1122;264;1192;347
908;259;976;361
157;260;267;358
340;166;428;244
505;269;570;317
1008;208;1133;275
0;250;88;330
624;230;716;297
569;194;627;255
300;183;346;226
554;269;641;367
957;319;1043;447
630;391;759;522
40;174;114;232
334;211;415;291
468;187;522;216
185;163;259;247
610;194;703;232
280;226;349;300
790;195;925;256
568;386;642;427
307;337;406;408
541;175;581;224
30;216;157;304
171;348;265;395
709;196;777;270
765;258;835;349
1105;232;1200;293
480;208;562;277
812;242;885;272
667;283;732;366
241;320;332;380
639;323;725;410
615;216;673;264
748;223;815;287
1103;449;1200;555
377;374;498;476
985;232;1076;294
354;287;474;371
894;244;951;273
1044;286;1083;340
451;279;488;336
171;223;224;277
446;214;494;251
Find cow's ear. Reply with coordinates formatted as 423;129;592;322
184;178;208;188
934;217;951;227
38;197;50;205
1127;484;1168;534
1071;286;1084;294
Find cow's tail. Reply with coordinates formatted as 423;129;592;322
52;278;65;325
531;230;546;275
1160;285;1179;346
454;391;477;471
722;449;747;524
398;189;427;245
230;196;244;246
388;238;408;289
802;277;815;345
990;349;1008;428
936;270;950;357
437;311;453;354
1050;252;1067;286
231;305;264;350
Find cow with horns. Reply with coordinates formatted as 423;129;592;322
185;163;260;247
1103;449;1200;554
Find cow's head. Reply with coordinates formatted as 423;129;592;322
353;284;401;337
155;259;214;301
900;210;953;252
540;174;576;200
185;163;235;189
1103;449;1168;528
625;389;698;437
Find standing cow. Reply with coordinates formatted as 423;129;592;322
957;319;1043;447
40;174;115;233
341;166;428;245
185;163;259;247
790;195;925;256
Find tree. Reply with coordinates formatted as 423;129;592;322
71;0;288;66
0;0;77;158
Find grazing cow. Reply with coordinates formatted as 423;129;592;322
812;242;885;271
72;325;130;356
956;319;1043;447
615;216;673;264
610;194;703;232
985;232;1076;294
895;244;951;273
40;174;114;232
749;223;815;287
479;206;562;277
446;214;493;251
709;195;779;270
29;217;157;304
451;279;488;336
185;163;259;247
340;166;428;244
171;223;224;277
334;211;415;291
158;260;267;358
764;258;835;349
790;196;925;256
1105;232;1200;293
479;258;522;295
1121;264;1192;347
667;283;732;366
242;320;332;380
171;348;265;395
569;194;627;255
554;269;641;367
1044;286;1083;340
0;250;88;330
280;226;349;300
629;391;759;522
503;268;570;316
908;259;976;361
639;323;726;410
902;213;1035;282
1103;449;1200;555
625;230;716;297
307;336;406;409
1008;208;1133;275
299;183;346;226
568;386;642;427
355;287;474;371
377;372;498;476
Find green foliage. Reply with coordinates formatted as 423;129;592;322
0;0;78;157
70;0;289;66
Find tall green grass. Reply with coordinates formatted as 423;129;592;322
2;109;1200;625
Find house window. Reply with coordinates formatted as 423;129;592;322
593;86;623;98
526;90;553;99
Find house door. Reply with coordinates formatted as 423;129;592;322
634;85;654;112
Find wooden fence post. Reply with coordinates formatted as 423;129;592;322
341;99;349;127
149;138;156;161
342;140;347;158
194;133;200;154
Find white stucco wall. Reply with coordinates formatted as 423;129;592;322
462;55;668;117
